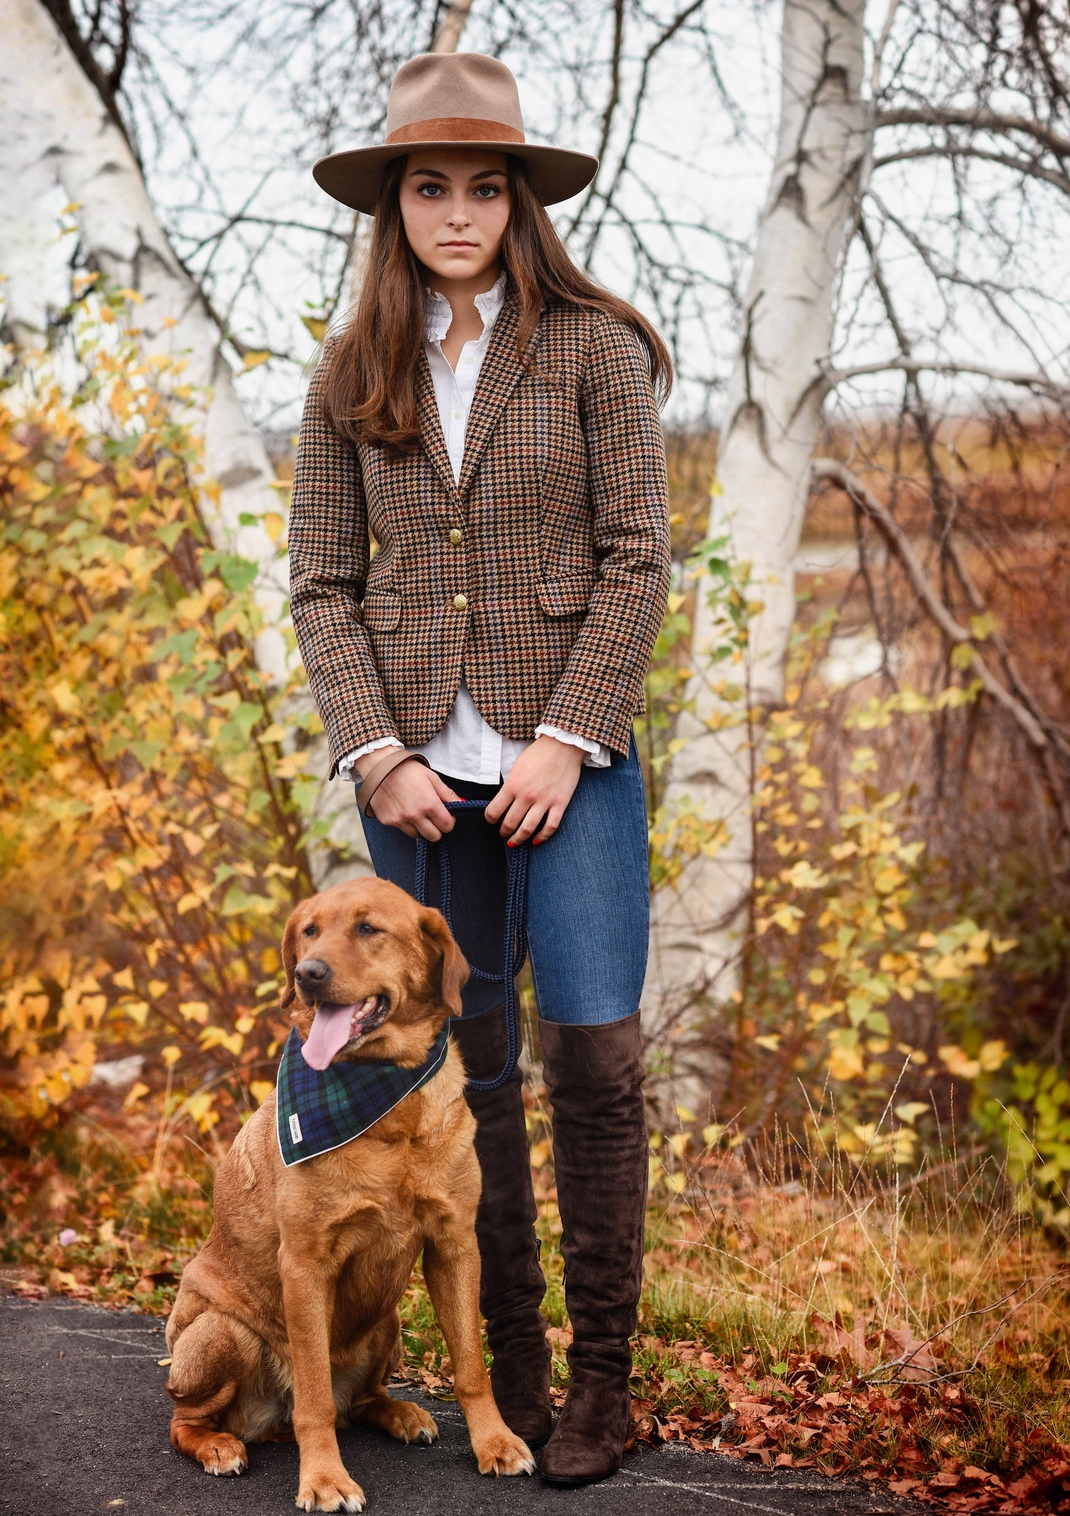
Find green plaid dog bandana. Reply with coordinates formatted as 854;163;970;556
275;1024;450;1167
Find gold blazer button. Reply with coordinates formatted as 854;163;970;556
449;528;463;545
453;594;468;610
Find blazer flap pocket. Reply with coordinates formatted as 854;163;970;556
536;572;597;618
361;591;401;633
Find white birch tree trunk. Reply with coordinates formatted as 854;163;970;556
0;0;289;683
644;0;868;1076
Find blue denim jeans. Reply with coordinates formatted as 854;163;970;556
357;739;649;1025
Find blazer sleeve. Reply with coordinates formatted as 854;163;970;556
288;341;402;776
538;312;671;756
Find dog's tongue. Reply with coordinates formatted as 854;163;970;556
301;1004;356;1070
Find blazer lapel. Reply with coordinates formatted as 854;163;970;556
456;295;531;499
415;354;463;508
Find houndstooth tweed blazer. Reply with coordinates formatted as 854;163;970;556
288;293;671;777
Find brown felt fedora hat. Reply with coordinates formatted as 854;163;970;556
313;52;598;214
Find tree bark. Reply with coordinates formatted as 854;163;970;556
644;0;868;1068
0;0;289;682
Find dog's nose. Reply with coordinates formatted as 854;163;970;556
295;958;332;992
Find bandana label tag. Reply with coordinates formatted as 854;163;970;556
289;1112;303;1145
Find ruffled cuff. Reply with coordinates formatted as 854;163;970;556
337;735;404;783
535;724;612;769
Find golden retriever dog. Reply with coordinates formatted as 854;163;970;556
164;876;534;1512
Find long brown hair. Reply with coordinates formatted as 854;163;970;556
322;155;672;451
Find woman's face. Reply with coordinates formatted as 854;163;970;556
399;149;511;285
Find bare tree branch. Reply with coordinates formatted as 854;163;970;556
824;357;1069;396
876;105;1070;161
873;143;1070;198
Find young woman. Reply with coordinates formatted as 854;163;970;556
289;51;671;1487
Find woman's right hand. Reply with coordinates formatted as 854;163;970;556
366;759;460;840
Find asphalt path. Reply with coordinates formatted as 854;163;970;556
0;1298;924;1516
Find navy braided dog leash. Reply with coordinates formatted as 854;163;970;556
414;799;530;1093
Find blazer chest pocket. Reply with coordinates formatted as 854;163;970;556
361;591;401;633
536;572;597;619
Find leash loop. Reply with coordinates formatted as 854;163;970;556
414;799;529;1092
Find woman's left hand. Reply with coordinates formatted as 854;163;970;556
485;735;584;846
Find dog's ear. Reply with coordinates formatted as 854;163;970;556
420;907;469;1018
280;908;301;1009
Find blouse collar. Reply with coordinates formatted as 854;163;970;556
424;271;508;346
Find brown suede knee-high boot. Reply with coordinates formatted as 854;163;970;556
538;1012;647;1485
450;1007;553;1446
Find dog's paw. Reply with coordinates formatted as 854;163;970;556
378;1399;439;1445
197;1432;248;1476
473;1428;535;1477
295;1469;365;1513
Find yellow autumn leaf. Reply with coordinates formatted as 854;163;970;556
161;1046;182;1067
782;860;828;890
148;980;169;999
249;1080;274;1106
242;350;272;369
184;1092;219;1132
273;750;311;779
199;1026;244;1056
754;1034;781;1051
770;904;805;934
894;1102;930;1126
112;966;135;990
929;954;966;980
178;1000;209;1025
939;1045;981;1079
978;1039;1009;1072
122;1080;151;1111
829;1045;865;1081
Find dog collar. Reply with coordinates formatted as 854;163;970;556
275;1023;450;1167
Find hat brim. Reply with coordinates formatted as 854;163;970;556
312;142;598;214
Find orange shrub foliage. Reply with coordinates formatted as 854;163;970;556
0;309;315;1134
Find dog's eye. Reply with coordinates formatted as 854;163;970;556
356;921;381;937
302;924;317;938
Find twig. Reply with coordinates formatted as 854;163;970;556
862;1271;1068;1384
